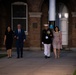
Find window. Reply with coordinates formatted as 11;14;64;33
11;2;28;32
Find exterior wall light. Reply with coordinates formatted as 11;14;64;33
58;13;61;18
64;13;68;18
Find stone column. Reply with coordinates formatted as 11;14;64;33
29;12;42;49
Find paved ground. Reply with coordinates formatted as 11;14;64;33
0;50;76;75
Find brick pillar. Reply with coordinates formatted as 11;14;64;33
0;8;6;48
29;12;42;49
71;12;76;47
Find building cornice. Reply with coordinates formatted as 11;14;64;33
29;12;42;17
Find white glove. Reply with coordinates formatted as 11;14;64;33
42;42;44;44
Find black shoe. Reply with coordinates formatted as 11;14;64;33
45;56;47;59
47;56;50;58
9;57;12;58
17;56;19;58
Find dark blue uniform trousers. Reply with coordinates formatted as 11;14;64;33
16;41;23;58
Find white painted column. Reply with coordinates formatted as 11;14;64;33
49;0;56;21
49;0;56;29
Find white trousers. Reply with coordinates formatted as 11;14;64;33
44;44;51;57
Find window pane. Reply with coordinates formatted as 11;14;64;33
13;19;26;31
13;5;26;17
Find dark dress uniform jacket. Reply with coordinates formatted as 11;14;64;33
42;28;53;44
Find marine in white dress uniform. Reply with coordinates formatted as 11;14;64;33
42;24;53;59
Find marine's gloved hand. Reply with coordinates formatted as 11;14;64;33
42;42;44;44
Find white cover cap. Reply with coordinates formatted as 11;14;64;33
44;24;48;26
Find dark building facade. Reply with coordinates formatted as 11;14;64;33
0;0;76;50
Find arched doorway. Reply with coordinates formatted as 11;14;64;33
56;3;69;46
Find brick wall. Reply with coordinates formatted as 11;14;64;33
0;0;76;49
